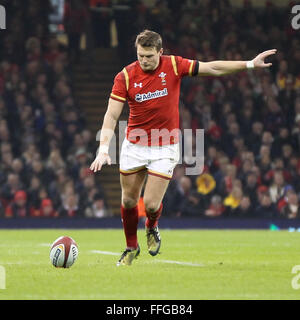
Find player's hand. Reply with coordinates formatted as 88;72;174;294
252;49;277;68
90;153;111;172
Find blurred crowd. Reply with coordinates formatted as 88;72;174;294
1;0;300;219
0;0;109;218
160;0;300;219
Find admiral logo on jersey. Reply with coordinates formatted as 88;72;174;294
135;88;168;103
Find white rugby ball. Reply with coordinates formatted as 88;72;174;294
50;236;78;268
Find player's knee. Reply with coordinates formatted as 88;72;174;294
144;200;160;214
122;196;138;209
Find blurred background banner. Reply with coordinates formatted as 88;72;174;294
0;0;299;226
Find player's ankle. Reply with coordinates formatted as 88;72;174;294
126;245;138;250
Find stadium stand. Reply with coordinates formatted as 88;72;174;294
159;0;300;218
0;0;109;218
0;0;299;220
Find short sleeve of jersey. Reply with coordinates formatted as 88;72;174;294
110;71;127;102
175;56;198;78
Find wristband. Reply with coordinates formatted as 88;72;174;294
99;145;109;154
246;60;255;69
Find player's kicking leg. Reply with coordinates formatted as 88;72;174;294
117;168;147;266
143;172;171;256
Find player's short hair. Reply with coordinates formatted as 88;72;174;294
135;30;162;52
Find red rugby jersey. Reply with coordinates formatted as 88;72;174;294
110;55;198;146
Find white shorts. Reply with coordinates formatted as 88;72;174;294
119;139;180;180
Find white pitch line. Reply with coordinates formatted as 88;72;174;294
153;259;204;267
90;250;119;256
90;250;204;267
38;243;51;247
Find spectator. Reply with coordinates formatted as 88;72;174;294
235;196;253;218
269;170;287;204
168;175;193;217
163;175;192;217
219;164;237;196
46;150;66;171
80;174;103;200
21;143;40;166
223;185;243;214
213;156;230;194
279;192;300;219
243;172;259;208
282;144;294;166
84;193;110;218
81;129;94;153
179;190;203;217
264;98;285;134
30;159;54;185
38;198;59;218
255;192;278;218
60;181;76;206
273;127;292;158
204;194;225;218
37;187;50;208
205;145;219;175
27;175;42;209
70;148;93;179
0;173;24;206
48;168;70;203
59;192;81;217
250;125;265;154
11;158;27;185
258;146;272;179
239;158;255;179
5;190;34;218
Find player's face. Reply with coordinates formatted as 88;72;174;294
137;45;163;72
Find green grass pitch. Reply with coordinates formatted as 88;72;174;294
0;229;300;300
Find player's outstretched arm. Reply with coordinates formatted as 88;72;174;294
90;98;124;173
197;49;277;76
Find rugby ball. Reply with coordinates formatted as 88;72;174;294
50;236;78;268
